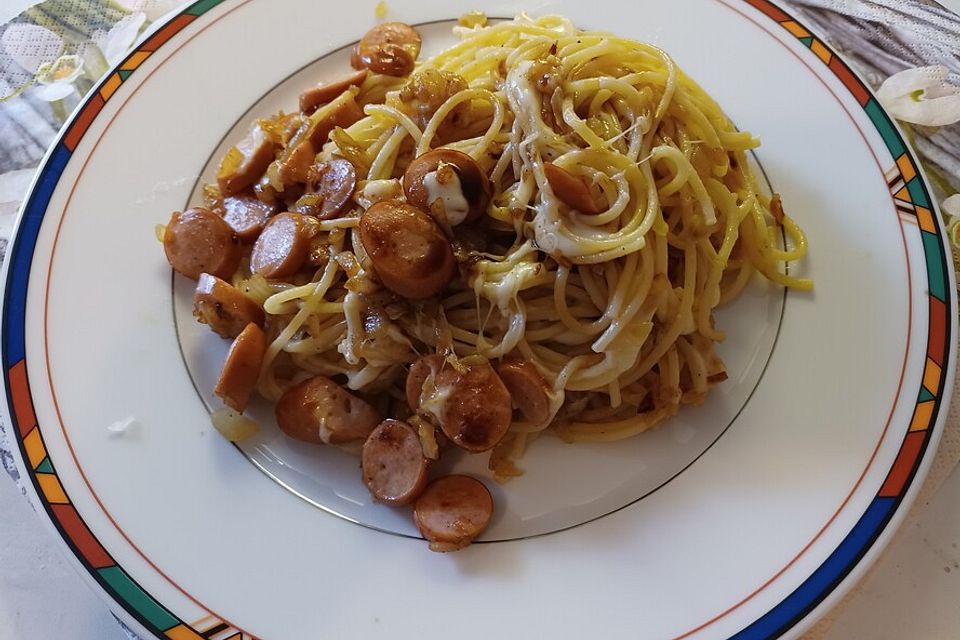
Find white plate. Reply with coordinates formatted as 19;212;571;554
2;1;955;639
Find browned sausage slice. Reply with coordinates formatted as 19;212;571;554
405;354;444;412
544;163;601;215
275;375;382;445
278;99;363;186
314;158;358;219
432;362;512;452
278;139;317;185
496;360;552;424
163;207;240;280
353;22;421;77
307;97;364;148
414;475;493;551
300;70;368;115
217;123;277;195
404;149;491;224
250;212;310;278
214;322;267;412
222;194;277;242
193;273;265;339
361;419;429;506
358;201;456;299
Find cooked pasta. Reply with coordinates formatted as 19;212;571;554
169;14;811;490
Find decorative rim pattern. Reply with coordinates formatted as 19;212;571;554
0;1;952;639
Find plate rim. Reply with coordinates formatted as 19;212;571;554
1;1;955;639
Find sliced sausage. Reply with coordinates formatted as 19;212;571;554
430;361;512;452
361;419;429;506
300;70;368;115
278;139;317;185
250;212;310;278
222;194;277;242
214;322;267;412
278;99;364;186
414;475;493;551
275;375;382;445
496;360;552;424
358;201;456;299
308;97;364;148
404;149;491;224
313;158;357;219
218;123;277;195
405;354;444;412
544;163;601;215
353;22;421;77
163;207;240;280
193;273;265;339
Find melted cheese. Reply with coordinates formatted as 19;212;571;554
355;179;403;210
418;373;455;423
423;165;470;225
503;61;590;259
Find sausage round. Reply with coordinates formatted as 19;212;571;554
214;322;267;413
278;100;364;186
193;273;265;339
307;97;365;148
496;360;552;424
404;149;491;224
299;70;368;115
217;123;276;195
353;22;421;77
314;158;357;219
275;375;382;445
358;201;456;299
222;194;277;243
431;362;512;452
250;212;311;278
361;419;429;506
414;475;493;551
163;207;240;280
544;163;601;215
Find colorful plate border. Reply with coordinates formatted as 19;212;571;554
0;1;952;639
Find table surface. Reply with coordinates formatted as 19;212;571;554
0;1;958;639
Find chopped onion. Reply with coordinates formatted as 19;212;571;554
458;11;487;28
211;407;259;442
154;224;166;242
410;415;439;460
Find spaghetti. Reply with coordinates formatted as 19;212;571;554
182;14;811;481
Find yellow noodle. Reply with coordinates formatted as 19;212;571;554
203;15;812;462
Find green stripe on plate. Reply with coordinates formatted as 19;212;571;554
906;177;930;209
185;0;224;16
97;566;179;631
864;99;905;158
921;231;946;302
36;458;53;473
